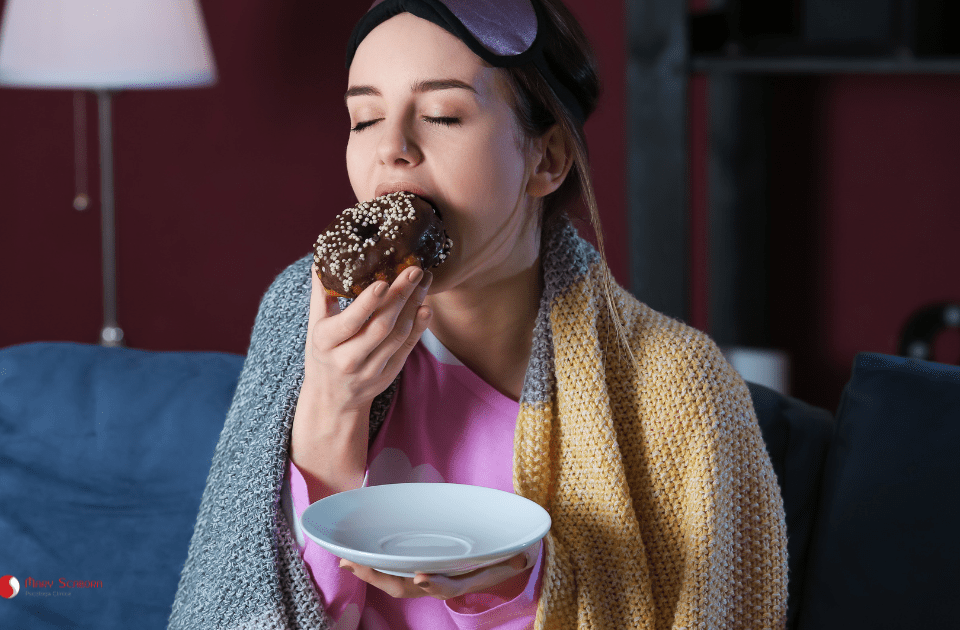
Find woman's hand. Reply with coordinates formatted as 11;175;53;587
290;265;433;501
338;540;540;601
303;264;432;414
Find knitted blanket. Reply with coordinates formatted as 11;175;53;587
168;215;788;630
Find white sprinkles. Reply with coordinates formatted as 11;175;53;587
313;191;451;293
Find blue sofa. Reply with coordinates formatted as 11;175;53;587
1;341;958;629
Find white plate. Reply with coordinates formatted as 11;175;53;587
300;483;551;577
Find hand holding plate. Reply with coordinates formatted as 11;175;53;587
338;540;540;601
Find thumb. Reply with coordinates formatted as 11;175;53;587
309;264;341;327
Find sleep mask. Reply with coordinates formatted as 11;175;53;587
345;0;587;125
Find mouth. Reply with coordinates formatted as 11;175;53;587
374;182;437;212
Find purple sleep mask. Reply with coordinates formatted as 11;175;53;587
345;0;587;125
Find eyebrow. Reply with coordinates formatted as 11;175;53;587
344;78;478;102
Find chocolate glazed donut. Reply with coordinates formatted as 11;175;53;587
313;191;453;298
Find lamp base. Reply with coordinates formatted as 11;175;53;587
100;325;125;347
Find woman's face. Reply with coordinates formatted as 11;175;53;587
345;13;542;294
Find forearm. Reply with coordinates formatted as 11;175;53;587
290;387;370;505
291;265;430;505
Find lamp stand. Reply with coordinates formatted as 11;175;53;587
96;90;124;347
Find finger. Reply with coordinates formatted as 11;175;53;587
509;550;532;571
340;560;426;599
368;272;432;370
380;304;431;378
309;264;342;323
307;266;341;355
414;545;536;600
343;267;424;349
318;278;389;347
415;564;512;600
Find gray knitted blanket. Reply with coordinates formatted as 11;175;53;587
167;215;598;629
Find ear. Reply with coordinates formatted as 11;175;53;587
526;124;574;199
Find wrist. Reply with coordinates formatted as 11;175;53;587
298;372;377;423
291;389;371;503
294;380;372;435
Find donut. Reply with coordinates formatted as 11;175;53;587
313;191;453;298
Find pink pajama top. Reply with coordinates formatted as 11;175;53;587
281;329;545;630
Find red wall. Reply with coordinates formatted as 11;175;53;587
765;74;960;409
0;0;627;354
3;0;957;412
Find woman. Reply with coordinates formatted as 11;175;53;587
169;1;788;629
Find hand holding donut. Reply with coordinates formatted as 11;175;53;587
290;263;433;503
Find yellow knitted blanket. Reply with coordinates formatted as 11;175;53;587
514;220;789;630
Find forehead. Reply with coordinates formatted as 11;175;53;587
349;13;491;87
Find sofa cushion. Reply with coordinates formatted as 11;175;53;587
747;381;834;630
0;342;244;629
797;352;960;629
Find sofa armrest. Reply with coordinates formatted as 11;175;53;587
797;353;960;629
747;381;834;630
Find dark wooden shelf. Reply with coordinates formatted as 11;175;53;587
689;55;960;75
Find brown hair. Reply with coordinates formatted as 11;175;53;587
502;0;637;366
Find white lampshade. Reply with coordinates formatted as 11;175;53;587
0;0;217;90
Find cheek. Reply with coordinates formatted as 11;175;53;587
442;133;530;266
345;138;371;198
454;129;528;209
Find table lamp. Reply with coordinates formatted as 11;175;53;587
0;0;217;346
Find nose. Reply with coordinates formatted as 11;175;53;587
376;116;422;167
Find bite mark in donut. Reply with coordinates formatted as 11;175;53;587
313;191;453;298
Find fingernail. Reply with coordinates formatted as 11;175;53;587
408;267;423;283
415;579;431;589
419;271;433;289
417;279;432;301
340;564;354;574
373;282;387;297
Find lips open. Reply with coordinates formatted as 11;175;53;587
313;191;453;298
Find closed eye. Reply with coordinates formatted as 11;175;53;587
424;116;461;127
351;118;382;133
